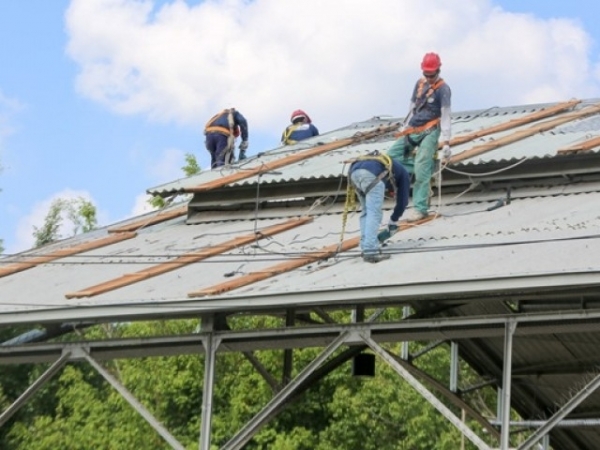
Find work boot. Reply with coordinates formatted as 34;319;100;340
405;209;428;222
363;253;391;263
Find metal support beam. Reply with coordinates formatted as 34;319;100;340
83;351;186;450
401;306;411;360
450;342;459;393
282;309;294;385
517;371;600;450
500;320;516;450
200;335;221;450
0;351;70;427
243;351;279;392
362;334;492;450
222;332;349;450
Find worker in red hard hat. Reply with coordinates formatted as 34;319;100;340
281;109;319;145
386;52;452;222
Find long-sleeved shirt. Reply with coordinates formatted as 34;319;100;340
350;158;410;222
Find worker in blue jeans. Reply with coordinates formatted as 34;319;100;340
349;153;410;263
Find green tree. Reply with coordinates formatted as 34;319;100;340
33;197;97;247
148;152;201;209
0;161;4;253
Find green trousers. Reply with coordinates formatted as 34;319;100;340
387;127;440;214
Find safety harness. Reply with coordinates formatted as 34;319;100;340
397;77;445;157
205;109;238;165
282;123;302;145
204;109;239;137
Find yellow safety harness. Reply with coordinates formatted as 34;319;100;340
282;123;302;145
340;152;395;243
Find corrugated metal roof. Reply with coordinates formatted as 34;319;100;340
4;98;600;449
148;99;600;195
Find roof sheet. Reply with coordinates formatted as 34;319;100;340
4;98;600;449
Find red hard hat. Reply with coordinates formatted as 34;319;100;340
421;52;442;72
290;109;311;123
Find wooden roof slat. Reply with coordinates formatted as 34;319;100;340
185;123;401;194
108;205;188;233
446;99;581;148
0;232;137;279
189;215;436;297
65;216;313;299
557;135;600;154
450;102;600;164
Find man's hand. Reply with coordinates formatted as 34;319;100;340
438;144;451;160
377;219;399;243
239;140;249;152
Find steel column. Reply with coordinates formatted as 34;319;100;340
200;335;221;450
500;320;516;449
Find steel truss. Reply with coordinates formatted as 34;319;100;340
3;309;600;449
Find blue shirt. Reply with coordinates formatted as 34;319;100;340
409;78;451;128
350;158;410;222
282;123;319;144
207;109;249;141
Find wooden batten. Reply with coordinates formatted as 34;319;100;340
65;217;313;299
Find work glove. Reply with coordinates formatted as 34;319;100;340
438;144;451;161
238;150;247;161
377;219;399;243
239;140;249;152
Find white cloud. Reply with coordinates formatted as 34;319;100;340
130;192;157;217
65;0;600;136
0;90;25;155
8;189;108;254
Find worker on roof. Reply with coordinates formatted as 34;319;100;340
387;52;452;222
204;108;249;168
281;109;319;145
348;151;410;263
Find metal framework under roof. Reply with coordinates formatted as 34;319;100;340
3;98;600;449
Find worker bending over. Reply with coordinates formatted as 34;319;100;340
204;108;249;168
349;152;410;263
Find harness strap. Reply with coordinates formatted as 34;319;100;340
205;109;236;136
283;123;302;145
205;125;232;136
348;152;396;197
394;117;440;138
353;170;388;197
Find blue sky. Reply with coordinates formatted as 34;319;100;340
1;0;600;254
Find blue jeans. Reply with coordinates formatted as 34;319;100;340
350;169;384;255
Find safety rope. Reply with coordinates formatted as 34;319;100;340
339;178;358;245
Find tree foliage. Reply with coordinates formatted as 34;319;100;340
148;152;201;209
32;197;97;247
1;315;503;450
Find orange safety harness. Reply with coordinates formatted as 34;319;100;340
394;77;445;138
204;109;240;137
